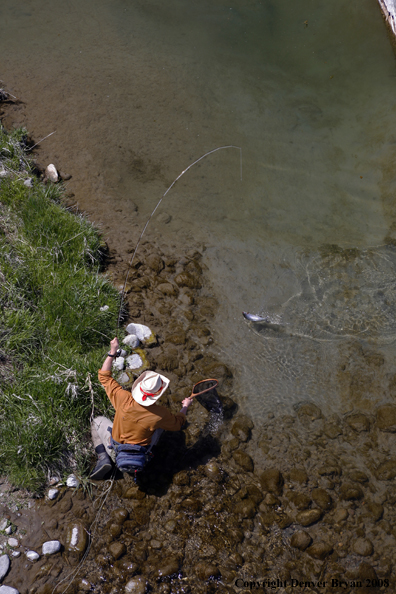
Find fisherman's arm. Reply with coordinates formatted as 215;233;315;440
153;397;193;432
98;337;126;408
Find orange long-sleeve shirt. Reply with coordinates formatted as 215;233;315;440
98;370;186;446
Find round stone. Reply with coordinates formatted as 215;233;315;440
232;450;254;472
296;509;322;527
25;550;40;562
290;531;312;551
0;587;19;594
64;522;88;555
112;508;129;523
66;474;80;488
155;557;179;578
108;542;126;560
47;488;59;500
7;539;18;548
0;555;10;581
312;488;332;511
42;540;61;555
260;469;284;495
125;576;146;594
307;542;333;560
353;538;374;557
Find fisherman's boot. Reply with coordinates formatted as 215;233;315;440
90;444;112;480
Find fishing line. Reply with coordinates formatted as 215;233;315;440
116;145;242;334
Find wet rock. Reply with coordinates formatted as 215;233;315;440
173;471;190;486
264;492;280;506
26;550;40;562
297;403;322;421
231;417;253;442
346;413;370;432
349;470;368;483
156;349;178;372
64;522;88;556
146;254;164;273
366;502;383;521
276;513;292;529
157;283;178;296
174;272;201;289
180;498;202;512
204;462;222;481
318;464;341;477
375;459;396;480
166;332;186;345
289;469;308;484
232;450;254;472
288;492;311;510
234;499;257;519
45;164;59;182
125;576;146;594
333;508;348;523
112;508;129;523
312;488;332;511
353;538;373;556
0;554;10;581
290;531;312;551
123;485;146;500
296;509;322;526
109;542;126;560
306;542;333;560
340;483;364;500
247;484;263;504
42;540;61;555
376;405;396;432
260;469;284;495
196;562;220;580
324;422;342;439
155;557;179;578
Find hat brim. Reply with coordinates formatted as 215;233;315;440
131;370;170;406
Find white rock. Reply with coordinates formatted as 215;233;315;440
126;354;143;370
49;476;59;486
11;552;20;558
122;334;140;348
124;577;146;594
0;520;7;532
0;554;10;581
25;550;40;562
7;539;17;548
4;528;11;536
23;178;33;188
0;587;19;594
66;474;79;488
42;540;61;555
112;356;124;371
117;372;129;385
99;305;109;312
45;164;59;183
47;488;59;500
125;324;152;343
0;169;8;179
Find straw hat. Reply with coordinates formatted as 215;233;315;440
131;370;170;406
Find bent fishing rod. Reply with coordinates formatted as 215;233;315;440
115;144;242;338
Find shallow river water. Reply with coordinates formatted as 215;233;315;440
1;0;396;419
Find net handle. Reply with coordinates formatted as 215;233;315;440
189;378;219;398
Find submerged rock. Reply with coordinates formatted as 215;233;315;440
290;531;312;551
260;469;284;495
311;488;332;511
346;413;370;432
353;538;373;557
125;576;146;594
296;509;322;526
376;405;396;432
232;450;254;472
307;542;333;560
0;554;10;581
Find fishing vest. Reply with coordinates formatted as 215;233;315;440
109;434;153;474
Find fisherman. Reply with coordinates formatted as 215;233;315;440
90;337;193;479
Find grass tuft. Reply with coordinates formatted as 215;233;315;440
0;124;120;491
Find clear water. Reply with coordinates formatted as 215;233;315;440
1;0;396;419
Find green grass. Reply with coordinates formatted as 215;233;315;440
0;125;121;491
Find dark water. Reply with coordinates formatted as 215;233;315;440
1;0;396;418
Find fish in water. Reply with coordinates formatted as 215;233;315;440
243;311;270;322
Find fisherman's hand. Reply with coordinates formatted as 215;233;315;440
110;337;119;355
182;397;193;408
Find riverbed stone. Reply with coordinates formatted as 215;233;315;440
366;502;383;521
375;459;396;480
112;508;129;523
155;557;179;578
353;538;373;556
125;576;146;594
196;562;220;580
64;521;88;556
42;540;61;555
339;483;364;500
109;542;126;560
125;323;156;345
312;488;332;511
174;271;201;289
232;450;254;472
289;468;308;484
324;422;342;439
146;253;164;273
157;282;178;296
290;531;312;551
25;550;40;562
0;555;10;581
346;413;370;432
47;488;59;500
296;509;322;526
297;403;322;421
45;163;59;183
333;508;348;523
66;474;79;488
7;539;17;548
123;334;140;348
260;469;284;495
231;417;253;442
349;470;368;483
234;498;257;519
376;405;396;432
204;461;222;481
306;542;333;560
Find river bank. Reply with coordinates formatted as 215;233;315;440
1;92;396;594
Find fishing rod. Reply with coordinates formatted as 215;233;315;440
116;145;242;338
